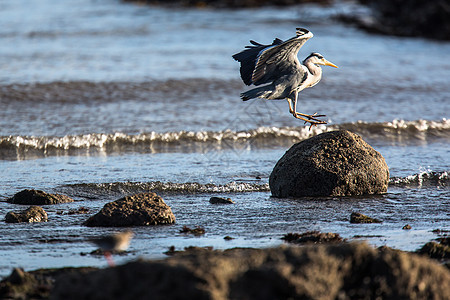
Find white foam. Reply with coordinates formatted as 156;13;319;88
1;119;448;154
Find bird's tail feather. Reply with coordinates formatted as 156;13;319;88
240;86;269;101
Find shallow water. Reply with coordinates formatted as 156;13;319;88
0;0;449;277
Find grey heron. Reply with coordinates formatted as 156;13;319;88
232;28;338;127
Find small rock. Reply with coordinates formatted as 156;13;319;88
5;206;48;223
164;246;177;256
224;236;234;241
83;192;175;227
180;225;205;236
282;231;344;244
350;212;382;224
269;130;389;197
7;189;73;205
209;197;234;204
183;246;213;252
402;224;412;230
58;207;90;215
67;207;90;215
432;229;450;235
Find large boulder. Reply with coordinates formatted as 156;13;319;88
83;192;175;227
7;189;73;205
269;130;389;197
50;243;450;300
5;206;48;223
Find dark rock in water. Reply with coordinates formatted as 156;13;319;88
164;246;177;256
282;231;344;244
7;189;74;205
5;206;48;223
350;212;382;224
432;229;450;235
68;207;90;215
179;225;205;236
269;130;389;197
83;192;175;227
51;243;450;300
341;0;450;40
209;196;234;204
402;224;412;230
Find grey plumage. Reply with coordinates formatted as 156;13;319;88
232;28;338;127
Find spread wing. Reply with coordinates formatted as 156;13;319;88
232;28;313;86
232;38;283;86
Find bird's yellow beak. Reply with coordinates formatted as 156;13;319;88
324;59;338;68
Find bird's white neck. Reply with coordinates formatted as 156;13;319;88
304;61;323;78
301;61;323;89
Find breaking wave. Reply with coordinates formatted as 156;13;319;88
390;171;449;187
63;181;271;198
1;119;449;160
63;171;448;199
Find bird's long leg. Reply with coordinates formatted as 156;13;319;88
287;98;319;123
287;94;327;128
287;98;295;115
104;251;115;267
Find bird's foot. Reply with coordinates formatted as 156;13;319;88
308;112;326;119
294;112;326;122
306;121;325;131
292;112;327;130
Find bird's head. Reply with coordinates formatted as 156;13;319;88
304;53;338;68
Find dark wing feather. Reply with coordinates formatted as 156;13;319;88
251;28;313;86
232;38;283;86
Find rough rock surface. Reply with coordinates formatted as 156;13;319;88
180;225;206;236
209;196;234;204
282;231;344;244
7;189;73;205
51;243;450;300
350;212;383;224
5;206;48;223
83;192;175;227
269;130;389;197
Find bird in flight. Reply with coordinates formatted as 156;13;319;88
232;28;337;128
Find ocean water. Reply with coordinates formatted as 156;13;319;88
0;0;449;277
